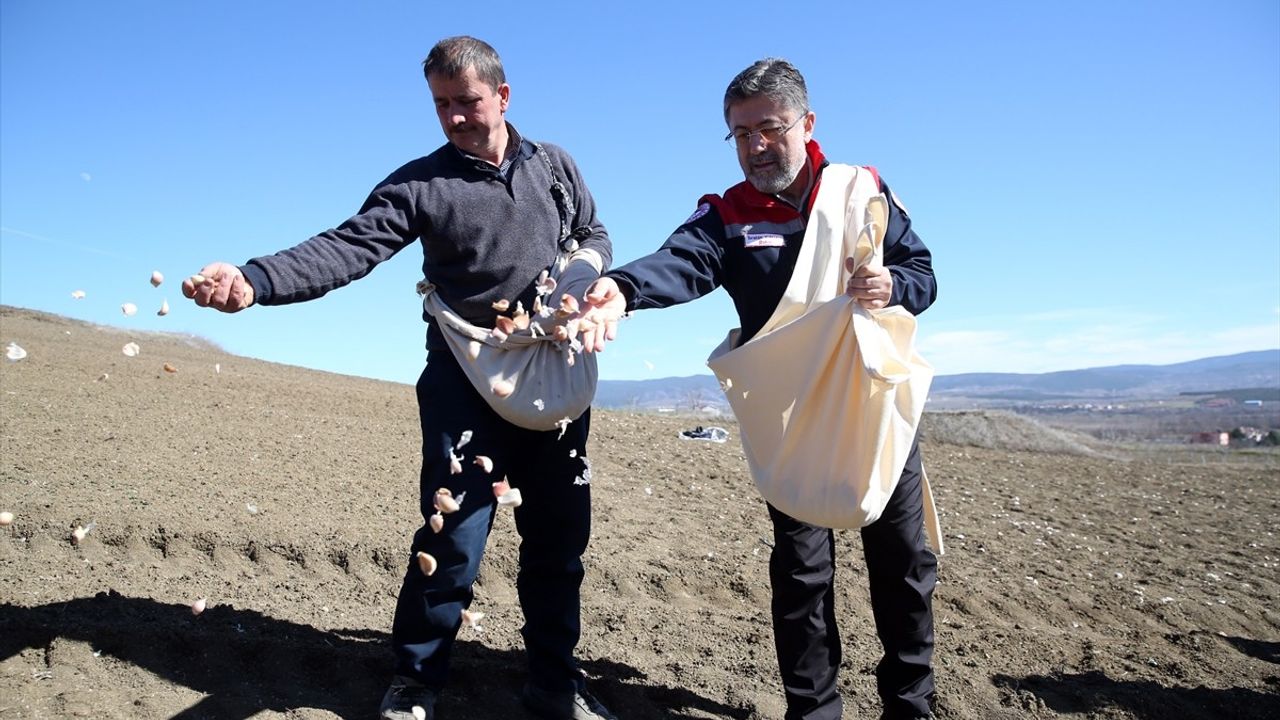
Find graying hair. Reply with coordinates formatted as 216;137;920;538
422;36;506;90
723;58;809;122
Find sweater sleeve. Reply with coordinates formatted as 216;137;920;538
880;178;936;316
241;177;421;305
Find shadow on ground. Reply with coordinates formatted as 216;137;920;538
0;591;750;719
992;669;1280;720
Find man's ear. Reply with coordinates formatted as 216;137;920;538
498;83;511;112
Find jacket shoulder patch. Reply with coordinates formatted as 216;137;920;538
684;202;712;224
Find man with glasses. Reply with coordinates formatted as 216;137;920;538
577;58;938;720
182;36;617;720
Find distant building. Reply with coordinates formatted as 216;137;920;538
1189;432;1229;446
1244;399;1263;407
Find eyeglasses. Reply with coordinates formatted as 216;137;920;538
724;114;805;146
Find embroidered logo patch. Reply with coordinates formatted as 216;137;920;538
684;203;711;224
744;233;785;249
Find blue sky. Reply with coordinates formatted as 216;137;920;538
2;1;1277;384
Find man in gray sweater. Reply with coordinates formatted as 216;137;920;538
183;36;616;720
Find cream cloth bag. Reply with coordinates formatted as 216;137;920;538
420;284;597;432
707;164;942;552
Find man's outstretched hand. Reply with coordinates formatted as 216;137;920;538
577;277;628;353
182;262;255;313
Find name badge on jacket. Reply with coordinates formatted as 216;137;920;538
744;233;785;249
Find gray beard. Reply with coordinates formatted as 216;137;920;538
747;153;801;196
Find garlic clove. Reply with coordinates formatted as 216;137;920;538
491;299;510;312
72;525;90;544
491;379;514;398
416;551;438;576
157;300;170;316
466;340;483;361
496;488;523;508
494;316;518;335
491;479;510;498
474;455;494;474
151;271;164;287
490;327;509;343
191;597;207;616
412;707;427;720
449;456;462;475
71;290;86;300
5;342;26;362
460;608;485;628
434;488;461;514
121;303;138;317
555;417;572;440
122;342;140;357
455;430;473;451
190;273;207;286
536;272;557;296
163;363;178;374
430;512;444;534
0;511;13;526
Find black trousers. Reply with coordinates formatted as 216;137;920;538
767;440;936;720
391;351;594;693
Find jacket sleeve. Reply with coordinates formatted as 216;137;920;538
880;178;937;316
607;206;726;311
240;177;420;305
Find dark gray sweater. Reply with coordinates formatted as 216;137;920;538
241;125;611;349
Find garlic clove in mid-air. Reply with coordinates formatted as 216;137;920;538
416;551;438;576
434;488;461;514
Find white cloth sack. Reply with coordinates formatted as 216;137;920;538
421;284;597;432
707;164;942;551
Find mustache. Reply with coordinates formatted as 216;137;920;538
749;151;779;169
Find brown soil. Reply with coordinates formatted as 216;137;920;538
2;305;1278;719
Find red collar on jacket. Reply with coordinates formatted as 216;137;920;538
700;140;831;223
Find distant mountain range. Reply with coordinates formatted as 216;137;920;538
595;349;1280;411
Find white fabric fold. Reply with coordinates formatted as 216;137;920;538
707;164;942;553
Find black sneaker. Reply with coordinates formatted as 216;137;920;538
522;682;618;720
379;675;438;720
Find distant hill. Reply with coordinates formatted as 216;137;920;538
596;349;1280;411
928;349;1279;403
593;374;726;412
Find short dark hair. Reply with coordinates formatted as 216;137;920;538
723;58;809;123
422;36;506;90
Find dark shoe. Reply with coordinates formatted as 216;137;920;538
522;682;618;720
380;675;437;720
